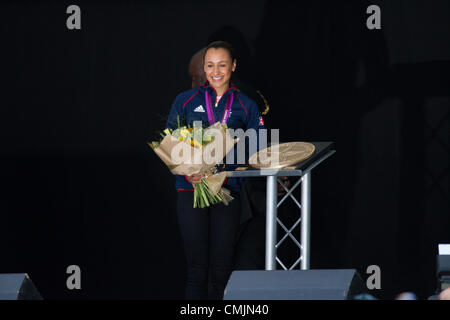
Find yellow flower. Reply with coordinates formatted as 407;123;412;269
190;140;203;148
179;128;190;140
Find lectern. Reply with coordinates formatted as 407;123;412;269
229;142;335;270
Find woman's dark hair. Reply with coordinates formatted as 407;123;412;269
203;40;236;63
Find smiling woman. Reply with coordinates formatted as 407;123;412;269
203;41;237;100
164;41;265;300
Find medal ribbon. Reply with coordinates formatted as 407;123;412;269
205;89;234;126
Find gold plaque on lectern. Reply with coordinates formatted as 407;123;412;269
248;142;316;169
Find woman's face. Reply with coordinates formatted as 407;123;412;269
204;48;236;93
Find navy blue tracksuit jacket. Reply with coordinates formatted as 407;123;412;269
165;81;265;192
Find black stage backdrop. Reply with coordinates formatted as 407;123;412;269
0;0;448;300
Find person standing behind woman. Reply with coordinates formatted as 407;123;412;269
189;47;207;88
166;41;264;300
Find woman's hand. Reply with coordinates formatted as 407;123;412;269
186;173;204;187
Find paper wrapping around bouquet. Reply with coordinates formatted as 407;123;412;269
248;142;316;169
204;172;234;206
204;172;227;195
151;122;238;176
218;187;233;206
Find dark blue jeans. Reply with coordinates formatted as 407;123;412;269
177;190;241;300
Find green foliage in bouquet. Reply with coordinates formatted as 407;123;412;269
193;178;223;208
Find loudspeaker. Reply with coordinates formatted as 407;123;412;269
0;274;43;300
437;255;450;291
224;269;366;300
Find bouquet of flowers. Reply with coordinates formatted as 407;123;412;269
149;118;238;208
